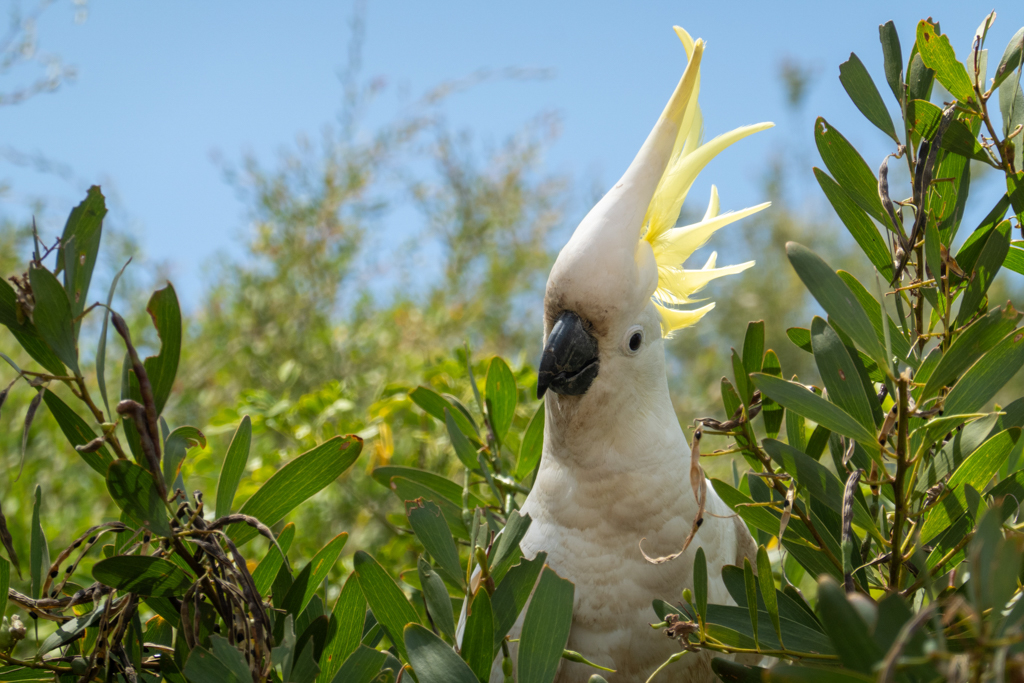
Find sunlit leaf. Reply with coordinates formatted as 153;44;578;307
215;416;251;518
92;556;193;597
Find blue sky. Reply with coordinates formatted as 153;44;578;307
4;1;1023;308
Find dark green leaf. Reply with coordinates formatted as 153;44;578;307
814;118;892;229
768;664;873;683
92;556;192;597
787;242;887;369
106;460;171;537
787;327;812;353
835;271;915;370
839;53;898;141
252;522;294;597
329;645;388;683
731;348;753;407
463;588;495;680
905;100;990;163
404;623;479;683
353;550;420;662
417;557;455;641
411;385;478;438
711;659;767;683
29;264;79;374
215;416;251;518
42;388;113;475
993;27;1024;89
810;317;876;432
922;305;1021;399
518;567;574;683
1002;84;1024;172
96;257;129;420
408;499;463;588
210;636;255;683
485;357;517;442
142;285;181;416
879;21;904;103
445;408;479;471
741;321;765;375
693;546;707;623
36;598;107;656
0;557;8;621
944;328;1024;416
515;402;544;480
756;546;782;647
814;169;893;279
930;148;973;244
956;220;1011;326
230;435;361;545
183;645;246;683
389;476;469;540
162;425;204;499
492;553;546;650
743;558;759;646
916;20;976;103
816;577;882;674
489;509;531;586
29;485;48;600
318;572;365;683
0;280;65;375
58;186;106;337
760;350;783;439
282;533;348;617
373;466;486;509
907;50;935;107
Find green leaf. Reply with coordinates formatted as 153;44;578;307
215;416;251;518
252;522;294;597
922;306;1021;399
768;664;873;683
42;388;114;475
404;623;479;683
787;242;887;369
485;357;517;442
0;279;65;376
816;577;882;674
417;557;455;641
993;27;1024;89
916;20;976;103
489;510;531;586
29;264;79;374
36;598;107;656
750;374;878;454
492;553;547;650
96;258;129;420
92;556;193;597
957;220;1011;326
163;425;205;498
731;348;753;406
743;558;759;647
929;148;973;244
411;385;478;438
742;321;765;375
879;21;904;103
760;350;784;439
814;169;893;279
106;460;171;537
389;476;469;540
329;645;388;683
756;546;782;648
184;644;246;683
407;499;463;588
810;317;877;432
58;186;106;338
944;328;1024;416
463;588;496;679
318;572;365;683
919;428;1021;542
814;118;892;230
515;401;545;480
787;327;812;353
445;408;479;471
836;271;915;370
839;53;898;141
905;100;990;163
282;533;349;617
518;567;574;683
1006;246;1024;276
693;546;707;623
373;466;486;509
0;556;8;622
142;285;181;416
29;485;48;600
353;550;420;662
230;435;361;545
907;50;935;104
956;195;1014;276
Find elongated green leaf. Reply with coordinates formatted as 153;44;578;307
1007;245;1024;276
518;567;574;683
787;243;887;369
816;577;882;674
743;559;759;646
0;556;8;621
92;556;192;597
29;486;48;599
879;21;904;102
142;285;181;416
42;388;114;475
756;546;782;648
318;572;365;683
732;348;753;406
215;416;251;518
162;425;204;497
0;280;65;376
760;350;783;439
814;170;893;279
411;385;478;438
445;408;478;471
769;664;873;683
184;644;246;683
485;357;517;442
693;547;707;623
994;27;1024;89
905;99;989;163
957;220;1011;326
944;329;1024;416
417;558;455;641
516;402;545;480
835;271;914;370
919;428;1021;542
490;510;531;586
839;53;898;141
96;258;129;420
29;264;79;374
372;466;485;509
923;306;1021;399
252;523;294;597
329;645;388;683
106;460;171;537
916;20;976;103
463;588;495;679
742;321;765;376
751;374;878;452
408;499;463;588
787;327;812;353
492;553;546;649
931;149;973;243
353;550;419;662
814;118;892;229
282;533;348;617
811;317;876;432
405;623;479;683
36;598;107;656
230;436;361;545
389;476;469;540
59;186;106;337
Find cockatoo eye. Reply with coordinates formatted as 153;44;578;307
624;326;644;355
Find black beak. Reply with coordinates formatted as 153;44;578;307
537;310;599;399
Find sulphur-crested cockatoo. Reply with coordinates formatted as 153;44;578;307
508;26;773;683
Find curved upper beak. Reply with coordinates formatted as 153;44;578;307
537;311;600;399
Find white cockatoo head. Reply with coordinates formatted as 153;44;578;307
538;27;773;412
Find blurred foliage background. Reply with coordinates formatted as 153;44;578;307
2;2;1022;594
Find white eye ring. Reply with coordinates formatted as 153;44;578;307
623;325;644;355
